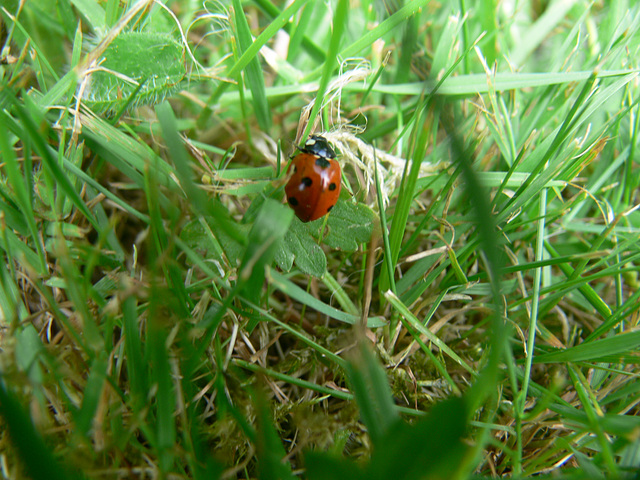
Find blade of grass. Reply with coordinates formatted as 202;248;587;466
234;358;351;400
122;292;149;410
518;186;547;409
0;382;76;480
0;253;30;323
379;103;429;294
254;391;295;480
0;116;47;273
3;94;99;230
147;296;177;473
384;290;475;375
231;0;272;132
438;109;508;439
54;233;104;351
567;365;618;474
399;287;462;395
322;270;359;317
373;144;396;295
302;0;429;81
252;0;324;62
587;286;640;343
236;299;346;369
2;9;60;82
534;330;640;364
301;0;348;140
285;0;314;61
143;157;191;316
269;270;387;328
510;0;580;66
197;0;309;127
75;352;108;437
345;341;399;446
542;240;612;320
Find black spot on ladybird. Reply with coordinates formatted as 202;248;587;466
315;157;331;169
301;177;313;187
328;183;337;191
288;197;299;206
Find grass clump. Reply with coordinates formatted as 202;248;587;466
1;0;640;478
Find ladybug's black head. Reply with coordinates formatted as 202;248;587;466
300;134;337;159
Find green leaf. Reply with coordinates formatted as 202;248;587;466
275;200;374;277
322;200;375;251
85;32;186;114
274;220;327;277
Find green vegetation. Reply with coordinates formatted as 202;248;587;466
1;0;640;478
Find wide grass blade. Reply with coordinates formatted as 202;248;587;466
0;382;77;480
534;330;640;364
345;341;399;447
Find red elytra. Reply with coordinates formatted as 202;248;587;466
285;136;341;222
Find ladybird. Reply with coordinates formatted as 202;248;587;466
285;135;341;222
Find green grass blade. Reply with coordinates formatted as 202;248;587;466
0;113;47;273
518;187;547;412
535;330;640;364
379;104;429;293
5;94;99;230
147;303;177;472
269;270;386;327
304;0;429;80
345;341;399;446
373;145;396;295
198;0;308;128
75;352;108;437
385;290;475;375
232;0;272;131
122;293;148;407
0;382;77;480
301;0;348;140
255;392;295;480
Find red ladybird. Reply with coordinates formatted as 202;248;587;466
285;135;341;222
